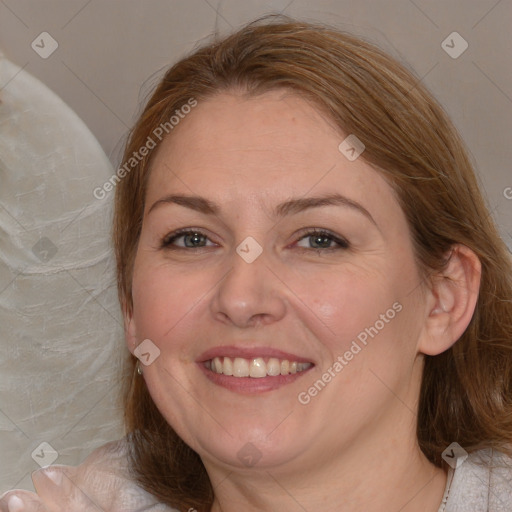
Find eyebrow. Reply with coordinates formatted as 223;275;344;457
147;192;378;226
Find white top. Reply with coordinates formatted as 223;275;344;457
439;447;512;511
1;438;511;511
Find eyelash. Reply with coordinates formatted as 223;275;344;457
159;228;350;253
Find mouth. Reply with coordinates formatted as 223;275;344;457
204;356;313;378
197;347;315;394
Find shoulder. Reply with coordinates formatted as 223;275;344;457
445;447;512;512
0;437;179;512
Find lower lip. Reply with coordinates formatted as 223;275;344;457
197;363;313;394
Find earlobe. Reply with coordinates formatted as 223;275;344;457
419;244;481;356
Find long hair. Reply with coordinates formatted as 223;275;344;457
113;15;512;511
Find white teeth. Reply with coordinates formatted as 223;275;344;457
223;356;233;376
249;357;267;378
233;357;249;377
212;357;222;373
267;357;281;376
206;356;312;378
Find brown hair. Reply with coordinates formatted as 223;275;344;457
113;15;512;511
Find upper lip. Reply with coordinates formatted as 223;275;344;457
197;345;314;364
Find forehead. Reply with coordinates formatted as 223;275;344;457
146;90;400;222
151;89;340;168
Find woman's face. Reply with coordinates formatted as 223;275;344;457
126;89;431;473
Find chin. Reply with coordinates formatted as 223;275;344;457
189;418;309;471
201;438;302;471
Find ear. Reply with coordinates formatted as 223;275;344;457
122;298;138;356
419;244;481;356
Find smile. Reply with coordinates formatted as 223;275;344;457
204;356;313;378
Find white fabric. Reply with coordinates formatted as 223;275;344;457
0;51;126;492
0;438;177;511
444;448;512;511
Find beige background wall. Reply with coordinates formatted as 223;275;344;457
0;0;510;492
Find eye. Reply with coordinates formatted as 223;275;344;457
160;229;216;250
294;229;350;252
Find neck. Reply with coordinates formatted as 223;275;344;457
208;443;447;512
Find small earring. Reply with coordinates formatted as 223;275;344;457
136;360;143;375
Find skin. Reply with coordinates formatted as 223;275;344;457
124;89;481;511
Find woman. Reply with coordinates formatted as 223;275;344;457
1;15;511;512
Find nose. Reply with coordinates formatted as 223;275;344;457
209;243;287;328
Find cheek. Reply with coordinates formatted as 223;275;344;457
131;260;208;345
294;264;403;351
313;271;421;382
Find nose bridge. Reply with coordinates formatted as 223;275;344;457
210;235;286;327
